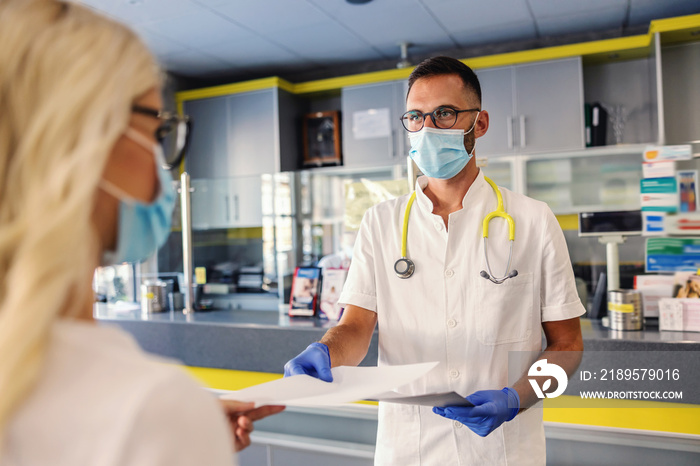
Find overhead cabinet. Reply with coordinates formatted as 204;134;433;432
661;41;700;149
477;57;585;157
341;80;409;168
183;87;299;179
191;176;263;230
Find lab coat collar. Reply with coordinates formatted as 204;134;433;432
414;169;489;215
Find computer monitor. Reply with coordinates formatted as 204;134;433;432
578;210;643;237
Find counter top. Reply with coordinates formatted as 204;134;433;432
97;305;700;404
97;305;700;371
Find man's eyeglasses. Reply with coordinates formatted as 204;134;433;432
400;106;480;132
132;105;191;170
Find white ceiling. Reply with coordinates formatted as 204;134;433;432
78;0;700;82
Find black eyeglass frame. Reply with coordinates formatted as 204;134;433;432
132;105;192;170
400;106;481;132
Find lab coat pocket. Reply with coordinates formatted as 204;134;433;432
474;272;533;345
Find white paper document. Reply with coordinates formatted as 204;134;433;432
352;108;391;140
219;362;441;407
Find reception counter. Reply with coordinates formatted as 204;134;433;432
94;305;700;373
95;305;700;466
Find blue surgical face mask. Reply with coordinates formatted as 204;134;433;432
408;112;480;179
100;128;176;265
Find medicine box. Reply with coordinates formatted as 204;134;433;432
642;161;676;179
634;275;676;317
643;145;692;163
659;298;700;332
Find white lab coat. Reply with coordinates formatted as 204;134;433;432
338;171;585;465
2;320;235;466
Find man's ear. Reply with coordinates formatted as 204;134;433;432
475;110;489;139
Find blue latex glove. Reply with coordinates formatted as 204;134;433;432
432;387;520;437
283;342;333;382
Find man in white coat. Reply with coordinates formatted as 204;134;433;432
285;56;585;465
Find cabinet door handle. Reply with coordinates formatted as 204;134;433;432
234;195;239;221
507;117;514;149
519;115;526;149
225;195;230;223
389;129;395;159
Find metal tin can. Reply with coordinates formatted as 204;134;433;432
141;280;168;313
607;289;643;331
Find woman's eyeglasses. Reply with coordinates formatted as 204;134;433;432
132;105;191;170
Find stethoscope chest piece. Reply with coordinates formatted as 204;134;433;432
394;257;415;279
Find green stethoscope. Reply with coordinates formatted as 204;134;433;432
394;176;518;284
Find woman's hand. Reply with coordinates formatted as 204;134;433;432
219;400;285;452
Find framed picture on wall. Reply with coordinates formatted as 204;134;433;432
303;111;342;167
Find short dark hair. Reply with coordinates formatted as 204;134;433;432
407;56;482;105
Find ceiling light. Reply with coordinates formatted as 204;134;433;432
346;0;374;4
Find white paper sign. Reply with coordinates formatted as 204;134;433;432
219;362;438;407
352;108;391;140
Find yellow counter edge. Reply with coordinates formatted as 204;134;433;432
185;366;700;435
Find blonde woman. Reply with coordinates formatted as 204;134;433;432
0;1;282;464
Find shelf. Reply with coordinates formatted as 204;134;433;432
551;204;642;215
520;143;649;161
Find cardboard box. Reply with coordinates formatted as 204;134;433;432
659;298;700;332
642;211;666;236
643;161;676;179
643;145;692;163
664;213;700;236
634;274;676;317
641;177;678;212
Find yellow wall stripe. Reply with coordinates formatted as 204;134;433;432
176;76;294;103
556;214;579;231
292;68;413;94
185;366;699;435
649;13;700;33
185;366;283;391
543;395;700;435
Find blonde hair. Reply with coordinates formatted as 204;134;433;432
0;0;159;443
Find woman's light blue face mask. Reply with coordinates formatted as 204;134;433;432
408;112;480;180
100;128;176;265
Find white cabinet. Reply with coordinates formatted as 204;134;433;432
341;80;409;168
184;97;229;179
182;87;299;178
662;41;700;149
191;176;263;230
476;67;514;156
476;57;585;157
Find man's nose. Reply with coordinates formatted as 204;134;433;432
423;113;437;129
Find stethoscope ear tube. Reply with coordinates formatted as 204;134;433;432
481;237;517;284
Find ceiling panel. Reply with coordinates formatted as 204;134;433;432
201;39;309;67
527;0;627;19
536;7;628;36
423;0;534;33
76;0;700;80
139;9;253;48
131;25;193;57
309;0;455;55
159;49;231;76
79;0;202;25
451;20;538;46
205;0;332;33
259;20;386;63
628;0;700;26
